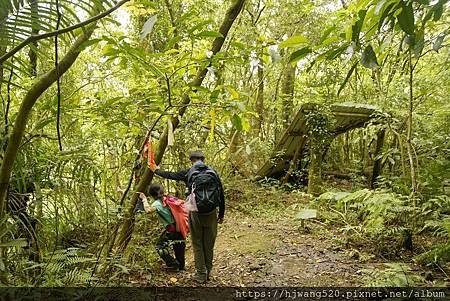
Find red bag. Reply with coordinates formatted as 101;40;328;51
163;195;189;239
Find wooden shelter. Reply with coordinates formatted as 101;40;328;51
257;102;380;180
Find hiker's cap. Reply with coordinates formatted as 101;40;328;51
189;150;205;161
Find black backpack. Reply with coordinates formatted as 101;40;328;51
187;164;220;213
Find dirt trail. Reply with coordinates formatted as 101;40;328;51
146;213;380;287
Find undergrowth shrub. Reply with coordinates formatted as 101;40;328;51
313;189;450;262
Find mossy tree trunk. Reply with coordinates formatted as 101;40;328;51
254;47;264;139
307;142;323;196
0;25;96;221
281;63;295;129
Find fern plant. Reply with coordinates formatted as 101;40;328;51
364;263;426;286
24;248;97;286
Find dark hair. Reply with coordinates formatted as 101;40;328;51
189;150;205;162
147;183;164;200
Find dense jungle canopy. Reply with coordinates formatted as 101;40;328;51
0;0;449;289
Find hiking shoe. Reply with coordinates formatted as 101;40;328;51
190;272;207;284
164;265;180;272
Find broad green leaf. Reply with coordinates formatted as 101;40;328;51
0;238;27;248
279;35;308;48
231;114;242;131
196;31;224;38
378;2;397;30
413;30;424;57
397;1;415;35
361;44;378;69
226;86;239;99
140;15;158;41
338;62;358;96
289;47;312;63
325;43;349;60
319;26;335;44
375;0;389;15
78;38;101;51
165;36;182;50
241;116;250;132
210;90;220;103
295;209;317;220
352;9;367;44
433;0;444;21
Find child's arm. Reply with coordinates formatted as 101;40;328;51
139;193;156;213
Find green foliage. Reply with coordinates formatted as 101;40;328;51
22;248;96;286
315;189;415;248
0;0;448;287
304;105;335;150
364;263;426;286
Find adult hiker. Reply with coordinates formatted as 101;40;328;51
139;183;186;271
151;150;225;283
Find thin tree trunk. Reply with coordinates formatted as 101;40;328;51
254;48;264;138
371;128;385;189
406;51;418;204
307;143;323;196
0;25;96;219
114;0;246;253
281;63;295;129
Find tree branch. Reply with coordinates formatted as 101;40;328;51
0;24;96;218
0;0;130;65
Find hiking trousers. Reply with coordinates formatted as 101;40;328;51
155;230;185;269
189;209;218;277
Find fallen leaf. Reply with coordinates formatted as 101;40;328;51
170;277;178;283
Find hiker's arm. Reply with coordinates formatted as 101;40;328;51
154;168;189;182
140;193;156;213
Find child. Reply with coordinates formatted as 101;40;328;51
140;183;185;271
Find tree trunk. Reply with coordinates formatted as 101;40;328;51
371;128;385;189
307;142;323;196
0;25;96;219
254;48;264;138
406;50;418;204
281;63;295;129
114;0;246;253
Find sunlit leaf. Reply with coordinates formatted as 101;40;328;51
279;35;308;48
295;209;317;220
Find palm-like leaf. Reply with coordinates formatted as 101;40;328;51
0;0;113;45
0;0;119;67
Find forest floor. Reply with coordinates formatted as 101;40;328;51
137;211;384;287
125;179;446;287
